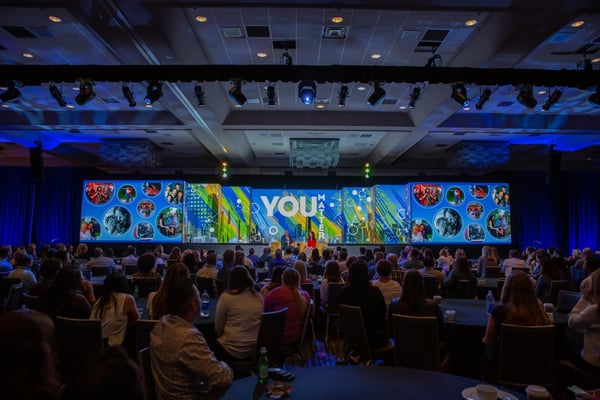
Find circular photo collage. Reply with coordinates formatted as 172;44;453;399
137;200;156;218
133;222;155;240
103;206;132;236
117;184;137;204
84;182;115;205
492;185;510;207
411;219;433;242
464;223;485;242
486;209;511;239
413;184;442;207
165;182;184;205
142;182;162;197
434;208;462;238
80;217;101;240
445;186;465;206
156;207;183;238
469;185;489;199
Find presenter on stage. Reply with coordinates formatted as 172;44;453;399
307;231;317;250
281;230;295;248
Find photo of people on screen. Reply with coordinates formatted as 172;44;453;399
469;185;489;199
80;217;101;241
117;184;136;204
137;200;156;218
85;182;114;205
492;185;510;207
133;222;154;240
157;207;182;237
487;209;510;239
142;182;162;197
446;186;465;206
281;230;296;248
413;184;442;207
165;182;184;205
465;223;485;242
411;219;433;242
466;202;484;220
434;208;462;238
103;206;132;236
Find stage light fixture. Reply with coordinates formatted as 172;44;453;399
228;81;247;106
364;162;371;179
194;84;205;107
221;162;228;178
299;81;316;105
475;88;491;110
75;78;96;106
266;85;276;106
450;82;469;107
588;85;600;106
0;81;21;103
49;84;66;107
367;81;386;106
338;85;348;107
516;84;537;109
408;87;421;108
542;89;562;111
144;81;162;105
280;50;293;66
122;84;136;107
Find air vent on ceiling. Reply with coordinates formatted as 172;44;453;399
273;40;296;49
246;26;270;37
161;142;174;146
2;26;35;38
422;29;449;42
102;97;120;104
222;27;244;38
381;98;398;105
497;101;514;107
360;134;372;138
30;27;56;38
323;26;346;39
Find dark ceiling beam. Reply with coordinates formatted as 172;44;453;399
1;65;599;88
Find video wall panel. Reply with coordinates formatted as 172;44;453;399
184;183;221;243
342;187;375;244
373;185;410;244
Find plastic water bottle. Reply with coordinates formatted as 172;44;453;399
485;290;495;316
201;290;210;317
258;347;269;385
133;284;139;300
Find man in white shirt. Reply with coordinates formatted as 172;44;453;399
371;260;402;311
196;252;218;280
8;253;36;291
86;247;117;274
502;248;527;276
121;245;138;268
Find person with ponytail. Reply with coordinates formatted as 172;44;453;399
264;268;310;346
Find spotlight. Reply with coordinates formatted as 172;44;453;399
221;162;228;178
364;162;371;179
280;50;293;66
516;84;537;109
425;54;441;68
0;81;21;103
588;85;600;106
122;84;136;107
144;81;162;105
475;88;491;110
408;87;421;109
75;78;96;106
450;82;469;107
298;81;316;105
266;85;276;106
367;81;386;106
194;84;205;107
228;81;247;106
542;89;562;111
49;84;66;107
338;85;348;107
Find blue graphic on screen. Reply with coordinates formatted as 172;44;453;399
80;180;183;242
342;187;375;244
410;182;511;244
251;189;342;244
220;186;252;243
374;185;410;244
184;183;220;243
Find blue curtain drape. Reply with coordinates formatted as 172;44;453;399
565;172;600;251
0;167;35;246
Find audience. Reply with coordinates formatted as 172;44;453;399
196;251;218;280
389;269;443;328
501;248;527;276
133;252;162;281
293;260;312;283
260;266;284;298
568;268;600;371
371;259;402;311
37;267;94;320
148;263;190;320
444;256;477;298
9;253;37;291
29;258;61;298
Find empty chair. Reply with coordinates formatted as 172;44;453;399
132;277;160;298
90;266;112;277
55;316;104;382
21;292;39;310
549;280;570;306
497;323;555;390
323;282;344;343
4;282;24;312
392;314;440;371
256;307;288;367
195;277;218;298
135;319;158;351
338;304;394;365
124;264;140;276
556;290;582;314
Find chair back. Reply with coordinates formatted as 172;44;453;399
55;316;104;382
299;299;314;351
423;276;440;298
456;279;475;298
124;264;140;275
135;319;159;351
256;271;269;282
0;276;21;300
195;277;218;298
556;290;582;314
91;266;111;277
338;304;371;358
215;279;226;296
498;323;555;388
549;280;570;306
256;307;288;366
326;283;344;314
137;347;156;400
21;292;39;310
132;277;160;298
300;282;314;296
497;279;506;299
4;282;24;312
484;266;502;278
392;314;440;371
512;267;530;274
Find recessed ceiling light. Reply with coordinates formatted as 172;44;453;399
66;104;74;109
317;104;326;109
465;19;478;26
235;104;242;108
331;16;343;24
357;86;367;91
1;104;9;108
370;53;382;59
48;15;62;23
145;104;153;108
195;15;207;22
571;20;584;27
72;86;80;91
257;52;268;58
538;90;547;95
399;105;407;110
463;106;471;111
22;52;34;58
592;57;600;63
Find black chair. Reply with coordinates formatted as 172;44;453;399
256;271;269;282
4;282;24;312
0;276;21;301
55;316;104;382
124;263;140;275
454;279;476;299
484;266;502;278
338;304;394;365
549;280;570;306
137;347;156;400
215;279;226;296
256;307;288;367
392;314;440;371
556;290;582;314
497;323;555;390
282;299;315;365
132;277;160;298
195;277;218;298
423;276;440;299
323;282;344;344
512;267;530;274
135;319;159;351
90;265;112;277
21;292;39;310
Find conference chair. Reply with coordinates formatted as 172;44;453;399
556;290;582;314
323;282;344;344
423;276;440;298
55;316;104;383
484;266;502;278
124;263;140;276
135;319;159;351
549;280;570;306
256;307;288;368
282;300;315;365
3;282;24;313
456;279;476;299
137;347;156;400
195;277;218;298
21;292;39;310
392;314;441;371
132;277;160;298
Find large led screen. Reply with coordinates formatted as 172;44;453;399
410;182;511;244
373;185;410;244
80;180;183;242
341;187;376;244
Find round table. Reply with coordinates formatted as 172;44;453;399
207;366;525;399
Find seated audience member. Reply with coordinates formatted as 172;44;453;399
86;247;117;274
9;253;37;291
294;260;312;284
74;243;90;263
260;266;283;298
371;259;402;311
268;249;287;275
182;252;202;274
0;245;13;272
419;256;445;282
166;246;182;265
148;263;190;320
29;258;61;298
402;248;424;270
257;247;273;270
483;271;551;364
214;267;264;363
477;245;499;278
535;256;562;303
320;261;343;307
568;269;600;371
264;268;310;346
389;269;443;329
61;345;145;400
367;251;385;279
217;249;235;289
151;279;233;397
90;273;139;346
436;248;453;274
444;256;477;298
133;252;162;281
502;248;527;276
0;309;60;400
38;267;94;320
338;260;388;349
197;251;218;280
121;245;138;267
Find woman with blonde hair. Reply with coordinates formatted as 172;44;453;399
166;247;182;266
264;268;310;346
294;260;312;283
477;245;499;277
148;263;190;320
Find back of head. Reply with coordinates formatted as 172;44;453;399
18;253;33;267
166;278;196;318
228;266;255;294
127;245;136;255
454;256;470;273
293;260;308;280
137;252;156;273
223;249;235;265
282;268;300;289
93;247;104;258
502;271;548;325
40;258;61;280
509;248;521;259
103;272;129;294
234;250;245;266
152;263;190;319
376;259;392;278
324;260;340;281
398;270;426;313
206;252;217;266
271;267;284;285
182;253;196;269
409;248;420;259
347;260;369;289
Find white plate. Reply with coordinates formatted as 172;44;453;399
461;387;518;400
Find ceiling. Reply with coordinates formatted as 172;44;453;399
0;0;600;178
